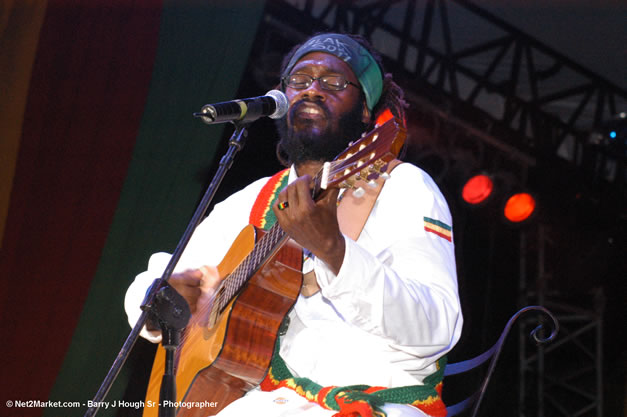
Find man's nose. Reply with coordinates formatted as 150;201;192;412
299;79;326;101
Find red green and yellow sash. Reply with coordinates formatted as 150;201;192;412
249;168;290;230
260;338;448;417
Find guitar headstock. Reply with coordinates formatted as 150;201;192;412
320;118;406;190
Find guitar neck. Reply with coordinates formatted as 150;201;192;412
213;223;289;316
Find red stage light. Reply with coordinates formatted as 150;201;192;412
462;174;494;205
375;108;394;127
503;192;536;223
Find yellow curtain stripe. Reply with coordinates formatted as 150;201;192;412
0;0;49;247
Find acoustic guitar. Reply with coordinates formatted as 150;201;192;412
143;118;406;417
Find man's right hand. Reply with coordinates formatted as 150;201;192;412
169;266;221;314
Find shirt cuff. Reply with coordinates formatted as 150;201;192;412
124;283;163;344
312;234;348;289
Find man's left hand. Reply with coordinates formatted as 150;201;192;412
273;175;345;275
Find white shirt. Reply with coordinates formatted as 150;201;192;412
125;162;462;389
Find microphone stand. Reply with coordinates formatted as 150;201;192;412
84;121;250;417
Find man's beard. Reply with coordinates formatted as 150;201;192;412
275;99;367;166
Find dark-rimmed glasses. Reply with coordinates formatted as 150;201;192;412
282;74;360;91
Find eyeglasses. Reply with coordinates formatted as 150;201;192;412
282;73;360;91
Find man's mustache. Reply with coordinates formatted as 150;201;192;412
289;99;331;120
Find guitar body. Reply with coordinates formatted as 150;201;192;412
143;225;303;417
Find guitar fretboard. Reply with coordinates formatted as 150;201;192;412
212;170;327;315
213;224;286;313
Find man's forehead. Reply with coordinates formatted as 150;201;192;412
291;52;355;76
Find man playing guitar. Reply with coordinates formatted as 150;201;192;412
125;33;462;417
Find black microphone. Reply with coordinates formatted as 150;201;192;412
194;90;289;125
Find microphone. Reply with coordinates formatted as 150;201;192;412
194;90;289;125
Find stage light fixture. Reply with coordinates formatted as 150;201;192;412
503;192;536;223
459;170;538;226
461;174;494;205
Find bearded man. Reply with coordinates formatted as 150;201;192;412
125;33;462;417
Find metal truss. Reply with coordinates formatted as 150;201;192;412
263;0;627;188
518;226;604;417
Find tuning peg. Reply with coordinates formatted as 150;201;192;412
341;177;356;189
353;187;365;198
380;172;391;180
367;179;378;188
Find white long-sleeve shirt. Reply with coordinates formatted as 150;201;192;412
125;162;462;389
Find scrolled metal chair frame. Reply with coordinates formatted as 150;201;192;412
444;305;559;416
